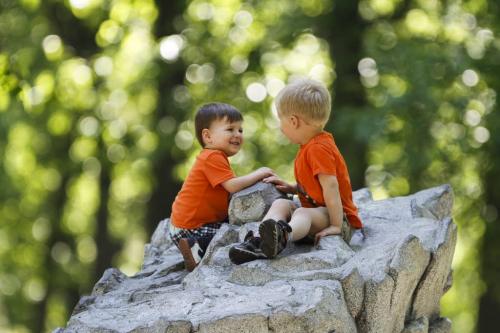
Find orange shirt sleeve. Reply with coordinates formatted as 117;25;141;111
204;152;235;187
307;143;337;177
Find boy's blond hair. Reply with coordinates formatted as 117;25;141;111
275;78;331;127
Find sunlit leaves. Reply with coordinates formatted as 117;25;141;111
405;9;440;39
97;20;123;46
68;0;104;19
56;59;96;110
62;174;99;235
359;0;404;20
42;35;64;61
76;235;97;263
297;0;332;17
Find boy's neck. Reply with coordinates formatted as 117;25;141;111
203;147;227;155
298;127;324;145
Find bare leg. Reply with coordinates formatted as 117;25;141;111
262;198;295;222
288;206;333;241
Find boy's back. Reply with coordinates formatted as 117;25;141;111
171;148;234;229
233;78;364;261
294;131;362;229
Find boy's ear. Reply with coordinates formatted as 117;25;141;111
290;115;299;128
201;128;211;145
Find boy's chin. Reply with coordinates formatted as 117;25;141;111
225;147;241;156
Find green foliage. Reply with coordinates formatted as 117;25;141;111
0;0;499;332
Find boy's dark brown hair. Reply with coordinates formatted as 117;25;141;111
195;103;243;147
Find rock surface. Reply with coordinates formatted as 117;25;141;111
57;184;456;333
228;182;287;225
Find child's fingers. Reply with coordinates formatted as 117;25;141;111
264;176;281;183
276;185;288;192
314;233;322;246
262;176;276;183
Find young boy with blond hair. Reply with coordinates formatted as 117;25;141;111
170;103;274;271
230;79;363;263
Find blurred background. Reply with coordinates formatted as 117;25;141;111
0;0;499;332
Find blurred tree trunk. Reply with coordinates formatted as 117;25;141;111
479;162;500;331
478;19;500;329
94;159;119;281
33;177;66;332
33;123;79;332
316;0;369;190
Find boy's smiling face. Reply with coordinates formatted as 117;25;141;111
202;117;243;156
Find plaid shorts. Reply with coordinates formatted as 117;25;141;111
169;221;223;249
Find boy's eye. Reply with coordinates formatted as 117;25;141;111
239;129;243;133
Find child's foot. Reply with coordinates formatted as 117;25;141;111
229;231;267;265
178;238;204;271
259;219;292;258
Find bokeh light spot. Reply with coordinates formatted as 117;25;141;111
175;130;194;150
69;0;90;10
266;78;285;97
23;278;46;303
79;116;99;137
160;35;184;62
230;56;248;74
234;10;253;28
464;109;481;127
94;56;113;76
32;218;51;242
107;144;126;163
246;82;267;102
358;57;378;77
473;126;490;143
51;242;72;265
462;69;479;87
77;236;97;263
42;35;62;59
72;63;93;86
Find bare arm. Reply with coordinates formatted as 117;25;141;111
221;167;275;193
262;175;297;194
314;174;343;244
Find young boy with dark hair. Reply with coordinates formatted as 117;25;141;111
170;103;274;271
230;79;363;264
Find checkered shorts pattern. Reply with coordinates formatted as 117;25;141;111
169;222;223;248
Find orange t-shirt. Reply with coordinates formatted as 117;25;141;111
294;131;363;229
171;149;235;229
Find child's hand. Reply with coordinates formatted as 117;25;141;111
255;167;276;179
263;176;296;194
314;225;341;246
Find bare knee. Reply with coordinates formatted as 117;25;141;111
267;198;294;220
293;207;309;218
271;198;292;208
289;207;313;238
